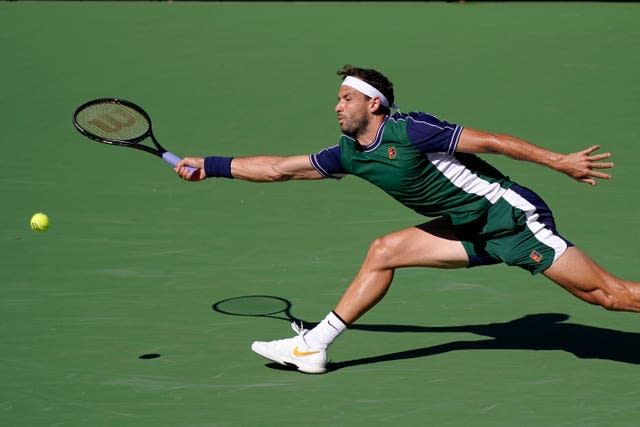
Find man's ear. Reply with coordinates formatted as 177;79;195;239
369;96;382;114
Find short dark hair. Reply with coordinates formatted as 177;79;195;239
337;64;395;114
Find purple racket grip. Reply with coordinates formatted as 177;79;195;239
162;152;198;177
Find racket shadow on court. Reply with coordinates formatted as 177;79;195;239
212;296;640;372
212;295;318;328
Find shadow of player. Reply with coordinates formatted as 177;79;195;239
327;313;640;371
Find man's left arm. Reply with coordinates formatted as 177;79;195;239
456;128;614;186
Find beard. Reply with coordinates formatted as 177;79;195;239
339;114;369;137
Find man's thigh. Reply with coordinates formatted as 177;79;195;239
382;217;470;269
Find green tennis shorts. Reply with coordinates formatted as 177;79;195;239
454;184;572;275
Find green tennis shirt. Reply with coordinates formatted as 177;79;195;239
310;112;516;226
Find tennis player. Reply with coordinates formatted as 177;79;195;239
176;64;640;374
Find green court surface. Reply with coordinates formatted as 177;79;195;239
2;1;640;426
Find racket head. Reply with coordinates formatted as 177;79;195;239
72;98;154;147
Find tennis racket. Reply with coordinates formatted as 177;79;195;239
72;98;197;177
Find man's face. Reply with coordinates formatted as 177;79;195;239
335;85;371;136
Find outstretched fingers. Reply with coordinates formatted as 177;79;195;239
562;145;614;185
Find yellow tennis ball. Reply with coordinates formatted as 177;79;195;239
30;212;49;232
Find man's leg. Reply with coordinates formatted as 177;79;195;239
251;217;470;373
543;246;640;312
333;217;470;324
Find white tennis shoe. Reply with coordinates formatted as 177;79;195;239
251;322;327;374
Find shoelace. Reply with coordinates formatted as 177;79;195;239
291;321;307;335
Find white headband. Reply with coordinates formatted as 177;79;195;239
341;76;394;108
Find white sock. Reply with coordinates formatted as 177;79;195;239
303;311;347;350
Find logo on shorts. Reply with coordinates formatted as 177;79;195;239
529;250;544;263
388;146;396;159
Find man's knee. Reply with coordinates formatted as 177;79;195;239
589;282;638;312
367;234;401;266
548;273;640;312
590;288;618;311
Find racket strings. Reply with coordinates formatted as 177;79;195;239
75;102;150;141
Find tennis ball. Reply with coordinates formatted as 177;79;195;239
30;212;49;232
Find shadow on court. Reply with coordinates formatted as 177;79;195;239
212;296;640;371
330;313;640;371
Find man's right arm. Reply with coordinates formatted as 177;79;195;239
175;155;324;182
232;155;325;181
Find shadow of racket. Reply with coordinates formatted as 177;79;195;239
212;295;316;327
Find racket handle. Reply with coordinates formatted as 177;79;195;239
162;152;198;176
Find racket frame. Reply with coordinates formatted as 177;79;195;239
72;98;164;154
72;98;195;174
